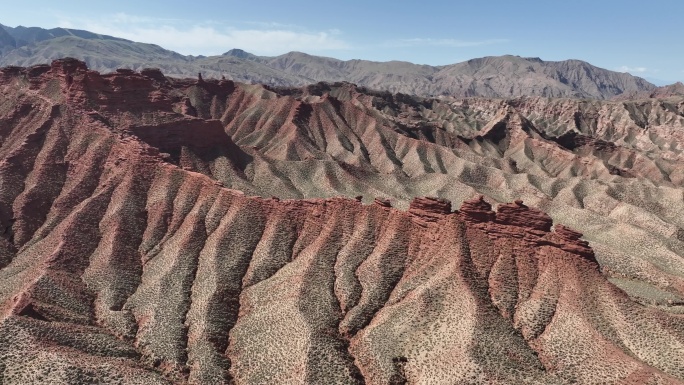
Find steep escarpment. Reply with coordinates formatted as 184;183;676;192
1;60;684;384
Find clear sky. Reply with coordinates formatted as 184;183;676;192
2;0;682;83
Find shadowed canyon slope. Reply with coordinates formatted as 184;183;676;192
0;24;656;99
1;60;684;384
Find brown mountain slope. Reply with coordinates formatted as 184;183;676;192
1;60;684;384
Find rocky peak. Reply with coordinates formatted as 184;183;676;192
651;81;684;98
223;48;259;61
474;107;544;150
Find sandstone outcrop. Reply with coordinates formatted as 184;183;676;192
458;195;495;223
495;199;553;232
407;196;452;225
458;196;596;263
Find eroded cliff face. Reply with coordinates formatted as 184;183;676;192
1;60;684;384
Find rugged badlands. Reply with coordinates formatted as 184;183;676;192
0;59;684;384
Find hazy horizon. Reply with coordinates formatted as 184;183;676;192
2;0;683;83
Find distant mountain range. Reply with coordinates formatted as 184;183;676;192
0;23;659;99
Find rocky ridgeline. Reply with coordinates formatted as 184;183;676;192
494;200;552;232
408;196;452;226
458;196;596;262
401;195;596;263
457;195;496;223
0;58;237;116
553;224;595;260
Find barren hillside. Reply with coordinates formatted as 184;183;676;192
0;60;683;384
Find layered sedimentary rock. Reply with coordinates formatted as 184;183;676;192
1;60;684;384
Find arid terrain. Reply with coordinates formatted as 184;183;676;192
1;59;684;384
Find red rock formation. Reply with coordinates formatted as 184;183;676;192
552;224;595;261
457;197;596;264
373;197;392;208
0;60;683;384
495;199;553;232
458;195;495;223
407;196;452;225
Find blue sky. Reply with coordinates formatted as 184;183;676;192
2;0;683;83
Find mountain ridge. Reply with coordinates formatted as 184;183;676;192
0;23;130;45
0;23;657;99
